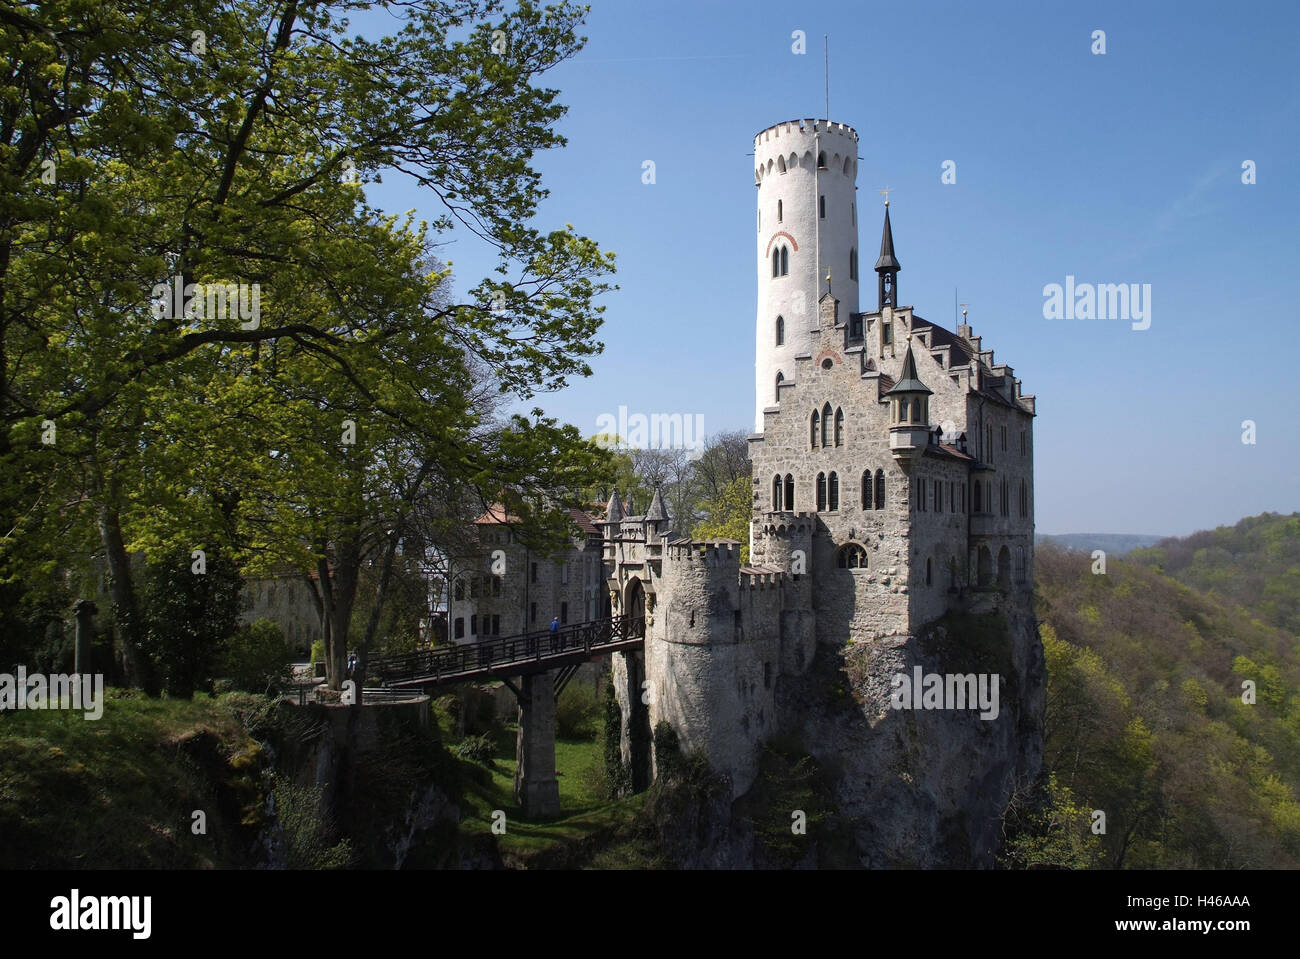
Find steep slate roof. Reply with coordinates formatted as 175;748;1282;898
474;503;601;537
874;204;901;272
645;485;670;522
884;341;932;395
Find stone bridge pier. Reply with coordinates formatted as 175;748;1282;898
513;670;560;818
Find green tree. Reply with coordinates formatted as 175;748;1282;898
692;475;751;563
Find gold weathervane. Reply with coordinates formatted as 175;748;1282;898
878;187;892;206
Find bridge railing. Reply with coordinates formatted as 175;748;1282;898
369;614;645;685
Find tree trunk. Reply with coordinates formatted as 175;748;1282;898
97;500;156;695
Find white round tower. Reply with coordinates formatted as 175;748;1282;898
753;118;860;432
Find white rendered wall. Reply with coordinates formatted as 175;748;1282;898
754;119;860;431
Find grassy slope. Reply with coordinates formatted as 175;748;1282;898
0;691;265;869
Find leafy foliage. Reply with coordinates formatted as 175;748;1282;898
1033;524;1300;868
220;619;291;694
139;550;244;699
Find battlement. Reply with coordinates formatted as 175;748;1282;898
739;565;785;589
754;118;859;146
666;539;742;567
755;119;859;183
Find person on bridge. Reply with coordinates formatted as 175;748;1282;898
549;616;560;652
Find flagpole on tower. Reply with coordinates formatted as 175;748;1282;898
824;35;829;121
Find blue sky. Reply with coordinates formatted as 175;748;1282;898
361;0;1299;536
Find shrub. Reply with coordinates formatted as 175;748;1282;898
452;731;497;766
270;774;353;869
555;680;602;739
222;619;291;694
310;640;325;665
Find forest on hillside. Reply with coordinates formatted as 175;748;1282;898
1014;512;1300;868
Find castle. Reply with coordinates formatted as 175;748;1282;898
459;118;1038;803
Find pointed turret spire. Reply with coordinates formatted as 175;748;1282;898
605;487;623;524
875;201;901;309
885;339;931;396
645;484;670;523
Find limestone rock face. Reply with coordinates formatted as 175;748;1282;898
777;601;1044;867
645;600;1045;868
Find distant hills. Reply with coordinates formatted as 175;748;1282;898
1036;532;1164;556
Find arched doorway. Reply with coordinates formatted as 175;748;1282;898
624;578;646;629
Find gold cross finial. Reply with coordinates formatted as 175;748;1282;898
878;187;892;206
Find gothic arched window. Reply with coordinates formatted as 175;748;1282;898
777;156;787;174
836;544;868;569
816;472;827;511
820;403;832;447
973;480;982;513
828;472;839;511
875;469;885;510
785;474;794;511
834;408;844;447
772;248;779;277
772;475;782;511
811;409;820;448
862;470;873;510
775;315;784;345
817;151;827;169
780;246;789;275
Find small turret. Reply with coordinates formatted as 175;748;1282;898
645;484;671;540
604;487;623;536
885;338;931;466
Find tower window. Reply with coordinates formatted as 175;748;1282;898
875;469;885;510
926;557;933;586
785;474;794;511
811;409;820;448
817;151;827;169
1020;480;1028;518
775;370;783;401
773;474;783;511
816;473;827;511
849;248;857;281
821;402;833;447
778;156;787;174
834;408;844;447
778;199;783;222
819;195;825;218
454;617;464;639
973;480;981;513
772;248;779;277
899;398;909;423
828;472;839;511
470;614;477;635
1020;428;1027;455
836;544;868;569
883;322;892;345
780;246;789;275
776;315;784;346
862;470;873;510
935;481;942;512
